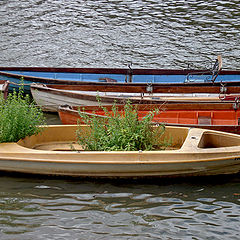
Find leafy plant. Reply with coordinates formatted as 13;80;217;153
76;101;171;151
0;83;46;143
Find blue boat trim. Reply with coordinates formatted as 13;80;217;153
0;67;240;93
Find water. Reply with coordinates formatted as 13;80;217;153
0;1;240;239
0;0;239;69
0;175;240;240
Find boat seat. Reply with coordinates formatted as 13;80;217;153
180;127;240;151
180;128;205;150
185;55;222;83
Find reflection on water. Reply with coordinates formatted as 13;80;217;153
0;175;240;239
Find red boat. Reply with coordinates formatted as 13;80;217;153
58;102;240;134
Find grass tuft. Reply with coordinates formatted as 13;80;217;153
0;83;45;143
76;101;171;151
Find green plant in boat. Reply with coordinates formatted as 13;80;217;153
0;83;46;143
76;100;171;151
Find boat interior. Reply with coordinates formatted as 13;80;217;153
17;125;188;151
17;125;240;152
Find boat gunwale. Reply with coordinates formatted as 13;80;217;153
0;145;240;165
58;102;240;112
0;66;240;75
30;81;240;96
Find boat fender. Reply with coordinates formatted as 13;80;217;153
233;98;239;110
146;83;153;93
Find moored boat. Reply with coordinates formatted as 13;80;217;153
1;125;240;177
31;83;240;112
58;103;240;134
1;55;240;93
0;64;228;84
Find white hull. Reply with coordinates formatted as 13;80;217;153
31;84;222;112
31;88;113;112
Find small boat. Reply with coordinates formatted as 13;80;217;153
0;125;240;177
0;64;226;84
31;83;240;112
0;80;9;99
1;55;240;92
58;103;240;134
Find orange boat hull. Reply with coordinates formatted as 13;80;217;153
58;103;240;134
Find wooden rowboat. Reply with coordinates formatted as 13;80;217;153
31;83;240;112
0;80;9;99
0;56;226;85
58;103;240;134
1;125;240;177
1;56;240;93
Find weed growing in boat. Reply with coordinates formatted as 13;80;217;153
76;101;171;151
0;83;45;142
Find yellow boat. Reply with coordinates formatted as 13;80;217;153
0;125;240;177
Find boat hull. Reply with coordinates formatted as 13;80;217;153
0;156;239;177
0;125;240;177
1;66;240;93
58;104;240;134
31;83;240;112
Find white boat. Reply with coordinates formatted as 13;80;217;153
30;83;227;112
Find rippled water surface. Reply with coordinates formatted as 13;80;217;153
0;0;239;68
0;175;240;239
0;1;240;239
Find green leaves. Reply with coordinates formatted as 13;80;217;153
76;101;171;151
0;83;45;143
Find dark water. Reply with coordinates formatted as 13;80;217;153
0;0;239;69
0;175;240;239
0;1;240;239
